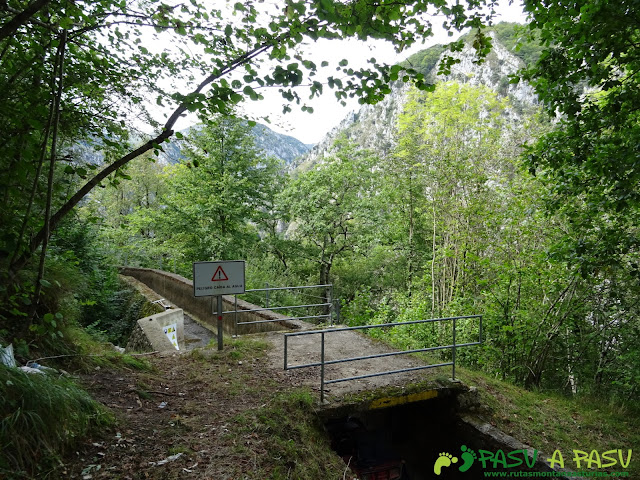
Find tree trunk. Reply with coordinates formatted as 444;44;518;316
28;29;66;323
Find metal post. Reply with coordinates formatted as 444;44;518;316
217;295;223;351
320;332;325;403
328;285;333;325
265;282;269;309
284;335;288;370
234;294;238;338
452;317;457;380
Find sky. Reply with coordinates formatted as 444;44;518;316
236;0;529;145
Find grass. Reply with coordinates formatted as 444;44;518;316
0;365;114;478
54;335;347;479
24;322;155;374
0;321;154;479
181;337;347;478
458;366;640;475
226;389;346;480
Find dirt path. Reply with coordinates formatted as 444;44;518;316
62;344;344;480
129;273;444;401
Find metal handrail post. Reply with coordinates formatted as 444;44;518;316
329;285;333;325
234;294;238;338
284;334;288;371
265;282;269;309
452;317;457;380
320;332;325;403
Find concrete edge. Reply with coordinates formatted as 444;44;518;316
137;308;185;352
458;414;586;479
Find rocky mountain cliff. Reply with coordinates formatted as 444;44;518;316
297;23;539;168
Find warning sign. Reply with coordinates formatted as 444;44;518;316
193;260;245;297
163;323;179;350
212;266;228;281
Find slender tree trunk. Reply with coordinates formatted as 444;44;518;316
431;197;437;316
407;171;414;297
28;29;66;323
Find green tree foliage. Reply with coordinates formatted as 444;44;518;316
352;78;638;398
389;83;514;306
521;0;640;274
1;0;497;275
489;21;543;66
85;153;167;261
368;83;597;390
401;44;447;77
279;139;381;293
85;115;283;276
507;1;640;398
160;116;283;270
0;0;501;339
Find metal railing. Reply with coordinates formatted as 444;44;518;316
223;284;335;336
284;315;482;402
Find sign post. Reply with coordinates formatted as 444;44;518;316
216;295;223;351
193;260;245;350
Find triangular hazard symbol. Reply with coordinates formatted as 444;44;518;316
212;265;229;281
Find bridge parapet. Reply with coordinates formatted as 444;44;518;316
119;267;302;335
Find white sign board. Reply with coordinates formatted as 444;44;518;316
193;260;245;297
163;323;179;350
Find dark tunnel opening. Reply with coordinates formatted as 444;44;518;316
324;395;553;480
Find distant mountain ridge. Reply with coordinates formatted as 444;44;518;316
160;122;313;166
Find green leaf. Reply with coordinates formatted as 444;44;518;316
59;17;74;29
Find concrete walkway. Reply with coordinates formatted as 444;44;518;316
261;323;445;400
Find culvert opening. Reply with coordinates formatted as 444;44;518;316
323;395;549;480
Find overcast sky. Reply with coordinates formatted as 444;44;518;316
237;0;529;144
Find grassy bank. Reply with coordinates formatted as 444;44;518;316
459;367;639;475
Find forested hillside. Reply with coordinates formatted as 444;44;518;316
2;1;639;476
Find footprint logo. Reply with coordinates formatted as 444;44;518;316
459;445;477;472
433;452;458;475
